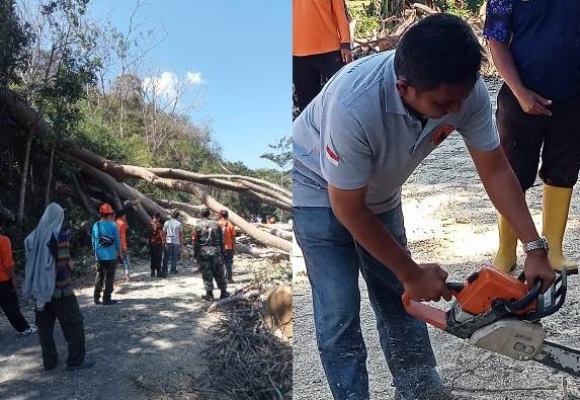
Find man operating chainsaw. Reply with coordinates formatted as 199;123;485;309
292;14;555;400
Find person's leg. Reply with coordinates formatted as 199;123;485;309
540;94;580;271
355;205;442;399
314;50;345;87
151;244;162;276
224;250;234;281
0;281;31;332
212;258;229;297
161;245;169;276
293;207;368;400
200;257;215;300
54;294;86;367
35;301;58;370
293;55;324;114
122;252;131;279
93;261;105;303
103;260;116;302
170;244;179;273
493;83;546;272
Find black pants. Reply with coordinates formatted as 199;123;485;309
223;249;234;280
497;84;580;190
35;293;85;369
93;259;116;302
150;243;163;276
293;50;344;114
0;280;30;333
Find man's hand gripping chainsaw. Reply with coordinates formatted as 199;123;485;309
403;265;580;377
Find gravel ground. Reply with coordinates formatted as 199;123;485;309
0;254;272;400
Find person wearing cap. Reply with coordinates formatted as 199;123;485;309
0;218;36;336
162;210;183;276
218;209;236;283
114;209;131;282
91;203;121;305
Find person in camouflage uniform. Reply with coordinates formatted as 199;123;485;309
193;209;230;301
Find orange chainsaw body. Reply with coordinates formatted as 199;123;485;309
454;266;536;315
402;264;537;330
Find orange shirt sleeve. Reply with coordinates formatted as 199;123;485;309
0;235;14;282
331;0;351;45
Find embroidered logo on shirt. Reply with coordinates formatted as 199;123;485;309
325;145;340;166
430;124;455;147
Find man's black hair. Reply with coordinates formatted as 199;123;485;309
394;14;485;91
201;209;210;218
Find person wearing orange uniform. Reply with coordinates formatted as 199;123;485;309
0;218;36;335
293;0;352;114
115;209;131;282
218;210;236;283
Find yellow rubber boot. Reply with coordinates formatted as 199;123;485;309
542;184;577;272
492;214;518;273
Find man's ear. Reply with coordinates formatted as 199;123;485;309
396;78;410;96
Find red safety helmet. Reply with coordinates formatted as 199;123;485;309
99;203;114;214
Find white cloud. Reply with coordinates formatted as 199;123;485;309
143;71;179;97
186;71;204;85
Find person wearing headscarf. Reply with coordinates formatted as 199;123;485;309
24;203;94;370
0;218;36;336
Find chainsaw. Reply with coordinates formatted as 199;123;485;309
402;265;580;377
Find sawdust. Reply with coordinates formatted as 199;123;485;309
292;79;580;399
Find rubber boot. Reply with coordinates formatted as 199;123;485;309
542;184;577;272
492;214;518;273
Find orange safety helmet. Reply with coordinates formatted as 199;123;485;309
99;203;114;214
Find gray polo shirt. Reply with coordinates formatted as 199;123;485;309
293;50;500;214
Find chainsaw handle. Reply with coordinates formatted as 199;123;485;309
402;282;463;330
503;279;542;312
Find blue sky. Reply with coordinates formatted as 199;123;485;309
89;0;292;169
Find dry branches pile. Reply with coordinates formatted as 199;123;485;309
351;3;498;76
195;295;292;400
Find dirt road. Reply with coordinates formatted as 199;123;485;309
293;81;580;399
0;255;260;400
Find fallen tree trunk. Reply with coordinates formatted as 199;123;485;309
146;167;291;211
65;148;292;253
149;168;292;199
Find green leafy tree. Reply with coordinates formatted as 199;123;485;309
0;0;32;88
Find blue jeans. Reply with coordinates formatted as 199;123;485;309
162;243;180;273
119;252;131;275
293;206;442;400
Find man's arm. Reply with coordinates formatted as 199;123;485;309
488;40;552;115
329;185;451;302
468;145;555;291
331;0;352;63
